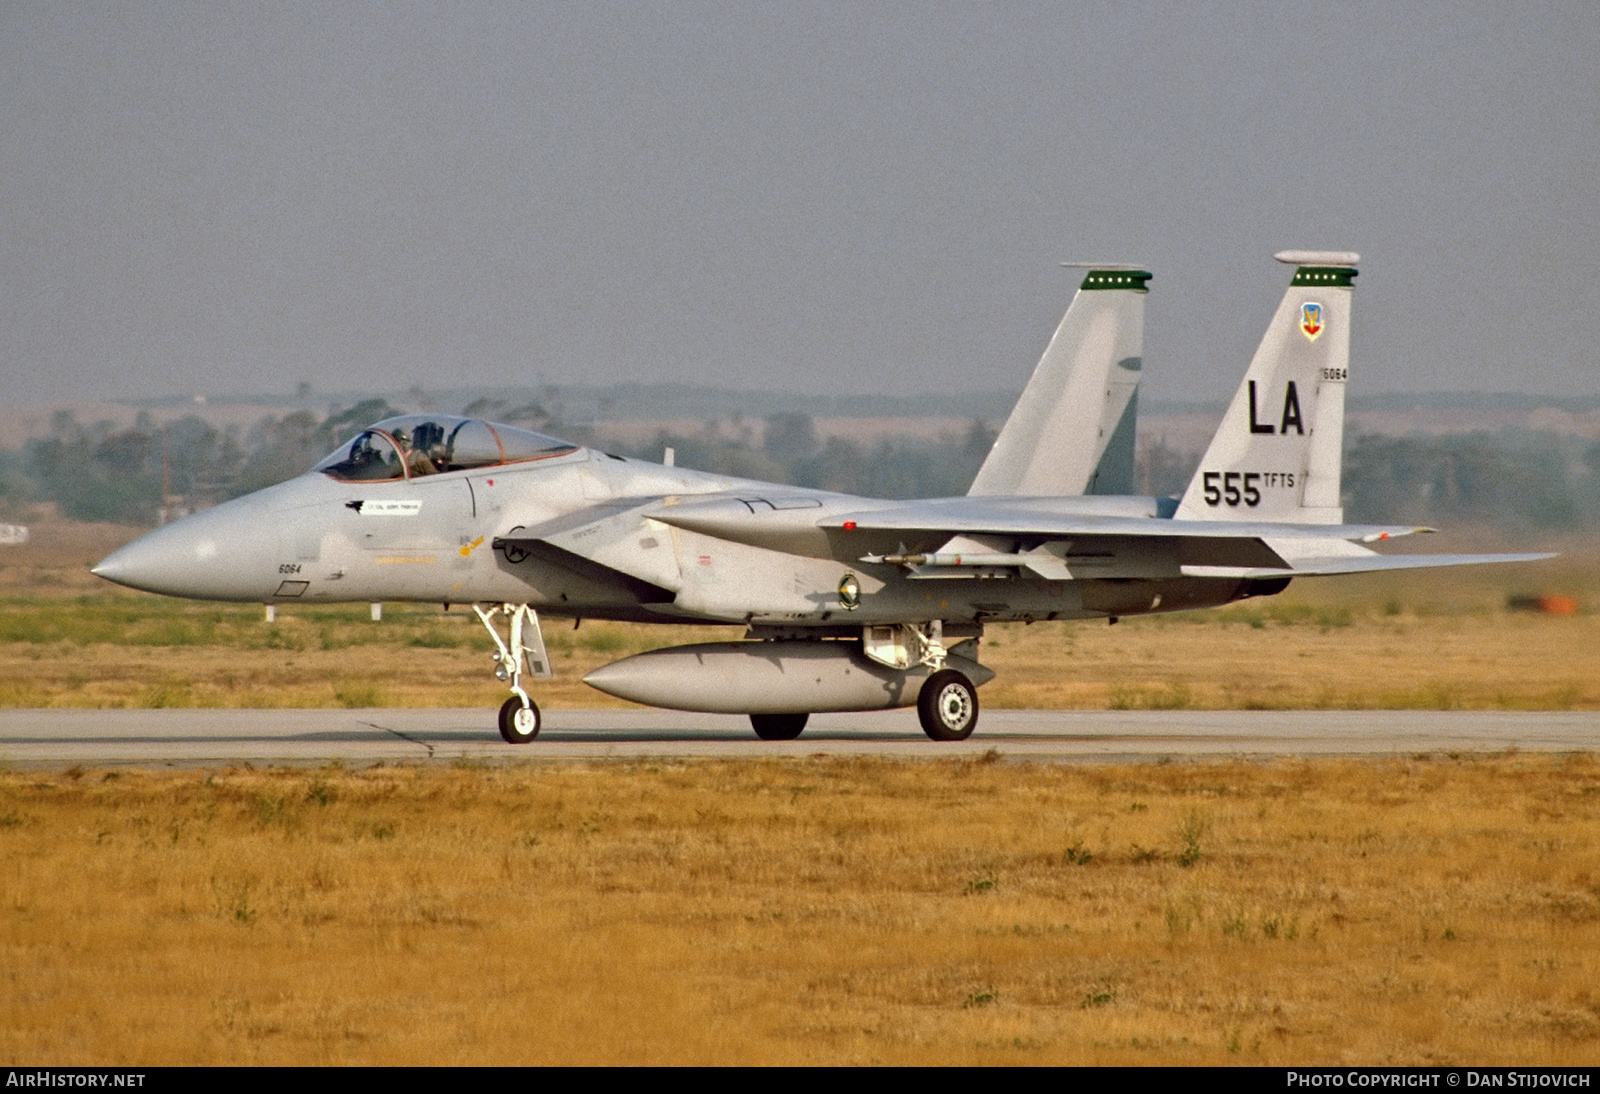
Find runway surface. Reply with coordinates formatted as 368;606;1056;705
1;708;1597;767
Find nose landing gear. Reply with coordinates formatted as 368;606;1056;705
474;603;552;744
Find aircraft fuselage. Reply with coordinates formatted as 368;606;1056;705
94;445;1266;627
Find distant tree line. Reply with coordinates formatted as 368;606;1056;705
1343;431;1600;531
8;404;1598;536
608;413;1000;501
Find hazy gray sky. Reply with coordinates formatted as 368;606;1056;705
3;2;1596;409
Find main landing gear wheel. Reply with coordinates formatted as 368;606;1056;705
498;696;541;743
750;712;808;741
918;669;978;742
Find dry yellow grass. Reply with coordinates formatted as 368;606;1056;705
982;609;1600;711
2;521;1596;1065
2;756;1598;1065
3;605;1595;712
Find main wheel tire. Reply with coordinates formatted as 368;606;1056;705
918;670;978;741
750;712;808;741
498;696;541;743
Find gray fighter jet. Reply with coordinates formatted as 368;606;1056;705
94;252;1550;742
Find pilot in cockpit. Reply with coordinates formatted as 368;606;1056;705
390;423;447;477
412;420;449;473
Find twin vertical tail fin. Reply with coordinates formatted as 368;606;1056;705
1175;251;1358;524
968;265;1150;497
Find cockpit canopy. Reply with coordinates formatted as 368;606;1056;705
314;415;579;482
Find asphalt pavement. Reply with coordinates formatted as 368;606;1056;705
1;708;1596;768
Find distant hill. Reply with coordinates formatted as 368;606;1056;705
1346;392;1600;416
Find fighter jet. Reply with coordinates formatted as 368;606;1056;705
94;252;1550;743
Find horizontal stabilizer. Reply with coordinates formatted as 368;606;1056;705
1265;552;1555;578
1184;552;1556;579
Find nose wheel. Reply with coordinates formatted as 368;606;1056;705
476;604;553;744
498;696;541;743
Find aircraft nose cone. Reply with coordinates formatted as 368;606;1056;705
93;497;273;600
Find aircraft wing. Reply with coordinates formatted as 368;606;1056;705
822;500;1431;544
644;493;1551;580
830;503;1554;578
648;493;1427;546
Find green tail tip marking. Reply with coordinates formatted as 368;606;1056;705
1291;266;1358;288
1080;270;1153;292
